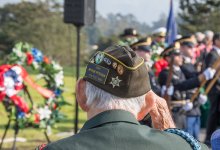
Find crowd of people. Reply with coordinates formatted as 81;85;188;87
119;27;220;147
36;28;220;149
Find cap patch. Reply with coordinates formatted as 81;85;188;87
95;52;105;64
103;57;112;65
110;76;122;88
117;64;124;75
85;63;109;84
112;62;117;69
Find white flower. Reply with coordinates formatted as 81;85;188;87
17;76;23;83
52;61;62;71
37;106;52;120
4;76;19;97
13;48;23;58
32;61;39;69
54;71;64;87
11;66;22;75
6;88;17;97
4;76;15;88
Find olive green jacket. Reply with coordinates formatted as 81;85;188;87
43;110;208;150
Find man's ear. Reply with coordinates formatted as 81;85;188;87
137;90;155;121
76;78;89;111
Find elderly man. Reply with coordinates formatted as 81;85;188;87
37;45;208;150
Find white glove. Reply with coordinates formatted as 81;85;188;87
182;101;193;111
198;94;208;105
161;85;174;96
203;67;216;80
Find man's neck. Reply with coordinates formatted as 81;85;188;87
87;108;137;120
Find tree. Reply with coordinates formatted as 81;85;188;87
0;1;87;66
178;0;220;34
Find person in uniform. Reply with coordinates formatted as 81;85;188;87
36;45;208;150
151;27;167;61
204;33;220;146
118;28;139;46
178;36;208;140
131;37;161;95
158;43;215;129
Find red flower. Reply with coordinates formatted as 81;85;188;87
43;56;50;64
53;103;57;110
26;52;34;65
34;113;40;124
153;59;168;76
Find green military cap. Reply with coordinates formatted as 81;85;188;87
161;42;181;57
130;37;152;52
175;35;195;48
83;45;151;98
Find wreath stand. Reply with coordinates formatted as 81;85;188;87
0;85;51;150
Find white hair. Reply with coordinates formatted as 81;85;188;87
195;32;205;42
85;81;146;115
204;30;214;40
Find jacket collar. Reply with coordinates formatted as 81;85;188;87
81;110;140;131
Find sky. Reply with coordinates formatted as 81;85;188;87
0;0;180;25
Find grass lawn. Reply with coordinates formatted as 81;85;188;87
0;67;87;150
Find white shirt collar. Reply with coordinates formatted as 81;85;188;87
183;56;192;64
173;65;181;71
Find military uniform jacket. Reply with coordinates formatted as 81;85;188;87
181;60;199;79
181;60;201;116
158;67;200;101
43;110;208;150
205;48;220;94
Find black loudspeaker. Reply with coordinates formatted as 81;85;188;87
64;0;96;26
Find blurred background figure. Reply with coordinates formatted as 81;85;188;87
195;32;205;44
131;37;161;95
204;33;220;146
211;129;220;150
194;32;206;72
204;30;214;53
151;27;167;61
118;28;139;46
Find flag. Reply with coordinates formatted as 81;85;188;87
165;0;177;45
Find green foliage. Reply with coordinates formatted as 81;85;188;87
85;13;153;46
0;1;87;66
178;0;220;33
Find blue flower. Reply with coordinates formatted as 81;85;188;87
31;48;43;63
17;107;26;119
4;70;19;82
54;89;63;97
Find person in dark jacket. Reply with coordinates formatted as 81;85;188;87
131;37;161;95
178;36;208;139
158;43;215;130
204;33;220;146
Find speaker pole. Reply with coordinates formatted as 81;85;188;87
74;26;81;134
